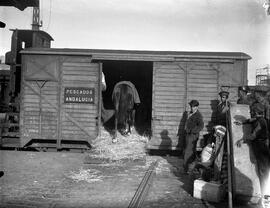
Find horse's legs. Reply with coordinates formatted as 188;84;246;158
132;109;135;131
112;91;121;143
120;115;129;136
112;109;118;143
126;109;134;135
126;110;131;135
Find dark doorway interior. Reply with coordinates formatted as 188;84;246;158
101;60;153;136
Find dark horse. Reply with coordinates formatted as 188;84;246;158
112;82;136;143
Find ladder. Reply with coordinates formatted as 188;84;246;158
0;112;20;146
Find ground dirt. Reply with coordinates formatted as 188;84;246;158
0;150;261;208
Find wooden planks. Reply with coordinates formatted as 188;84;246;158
21;54;100;147
61;61;99;141
187;64;218;137
151;62;186;148
151;62;219;149
21;80;59;142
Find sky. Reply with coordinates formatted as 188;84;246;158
0;0;270;84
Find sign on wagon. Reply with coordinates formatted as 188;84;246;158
64;87;95;104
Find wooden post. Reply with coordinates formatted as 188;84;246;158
97;63;102;137
56;57;62;150
226;110;233;208
214;134;225;180
36;80;46;139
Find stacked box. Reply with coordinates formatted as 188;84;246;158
193;179;225;202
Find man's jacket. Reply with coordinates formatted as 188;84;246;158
185;110;204;134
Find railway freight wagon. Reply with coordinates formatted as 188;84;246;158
20;48;251;150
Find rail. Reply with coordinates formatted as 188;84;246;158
128;160;158;208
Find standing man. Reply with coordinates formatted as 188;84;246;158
216;90;230;186
253;90;270;133
217;91;230;127
251;89;270;150
235;102;270;196
237;86;252;105
183;100;204;174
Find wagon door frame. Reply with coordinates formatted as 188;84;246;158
149;61;223;150
186;62;220;140
149;61;187;150
60;57;102;148
20;54;61;148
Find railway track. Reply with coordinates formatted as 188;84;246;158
128;160;159;208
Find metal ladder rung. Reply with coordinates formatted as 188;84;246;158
6;112;19;116
1;112;20;139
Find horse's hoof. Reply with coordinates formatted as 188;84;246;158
112;138;118;143
121;129;130;136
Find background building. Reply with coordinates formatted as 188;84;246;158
256;64;270;86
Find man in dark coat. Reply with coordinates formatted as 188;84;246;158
235;102;270;196
237;86;253;105
183;100;204;173
217;91;230;127
250;89;270;150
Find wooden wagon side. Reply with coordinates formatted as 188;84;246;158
149;58;249;150
20;51;102;149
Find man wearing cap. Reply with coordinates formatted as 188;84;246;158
253;90;270;140
183;100;204;173
249;89;270;150
237;86;252;105
217;91;230;127
235;102;270;196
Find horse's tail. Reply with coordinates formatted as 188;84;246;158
113;84;134;128
118;85;130;125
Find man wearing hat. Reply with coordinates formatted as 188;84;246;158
237;86;252;105
253;89;270;141
217;91;230;127
183;99;204;174
235;102;270;196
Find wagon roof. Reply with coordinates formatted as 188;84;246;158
11;29;54;41
21;48;251;60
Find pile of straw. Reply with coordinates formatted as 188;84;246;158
154;158;171;174
68;168;105;183
90;128;148;162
